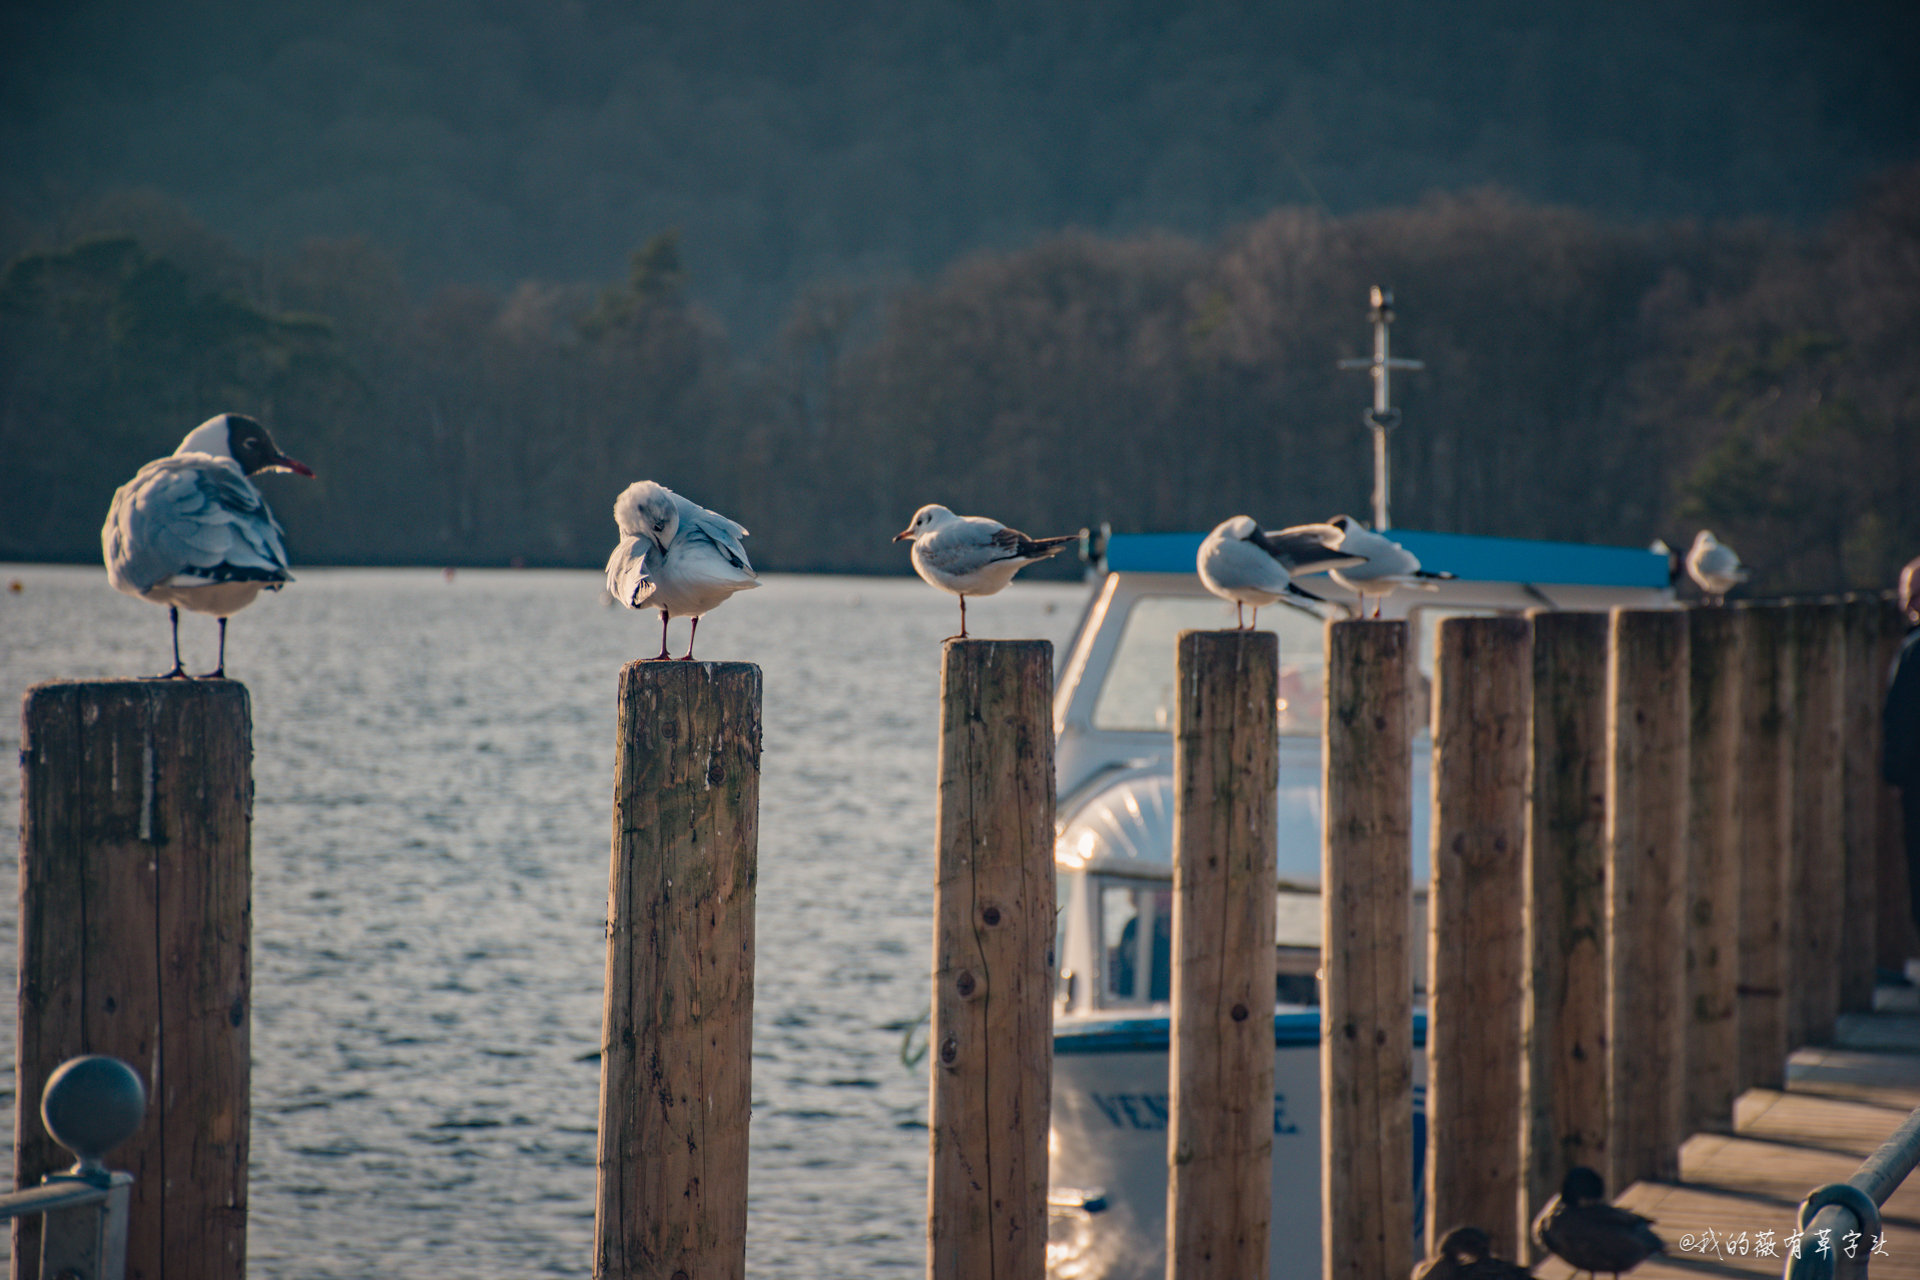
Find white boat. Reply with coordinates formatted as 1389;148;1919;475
1045;527;1674;1279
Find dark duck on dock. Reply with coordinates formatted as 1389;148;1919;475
1532;1166;1664;1279
1413;1226;1533;1280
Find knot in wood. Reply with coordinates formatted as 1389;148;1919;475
706;757;726;787
955;970;977;998
940;1036;958;1065
1230;1003;1249;1022
979;905;1002;927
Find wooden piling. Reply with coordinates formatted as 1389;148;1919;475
1736;603;1795;1093
1686;607;1744;1134
1785;602;1845;1049
597;661;761;1280
1168;629;1278;1278
17;680;253;1280
1322;619;1413;1280
1880;597;1919;973
1841;595;1885;1009
1426;616;1530;1259
1522;611;1611;1238
928;640;1054;1280
1605;609;1689;1192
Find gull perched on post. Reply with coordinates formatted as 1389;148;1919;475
1278;514;1454;618
893;504;1075;640
1684;529;1750;604
605;481;758;660
102;412;314;679
1196;516;1361;629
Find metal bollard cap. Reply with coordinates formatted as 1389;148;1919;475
41;1056;146;1169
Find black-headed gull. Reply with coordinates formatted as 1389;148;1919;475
1281;514;1454;617
1684;529;1749;603
605;481;758;660
102;413;314;679
893;504;1074;640
1196;516;1361;629
1531;1166;1664;1279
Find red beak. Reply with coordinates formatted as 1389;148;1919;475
275;455;316;478
893;529;913;542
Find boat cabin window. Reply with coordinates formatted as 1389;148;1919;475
1091;596;1326;736
1098;878;1171;1005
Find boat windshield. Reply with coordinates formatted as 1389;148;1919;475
1090;595;1326;736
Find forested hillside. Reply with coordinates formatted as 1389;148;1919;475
4;171;1917;592
4;0;1917;343
4;1;1917;590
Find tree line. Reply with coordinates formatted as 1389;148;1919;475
2;168;1916;594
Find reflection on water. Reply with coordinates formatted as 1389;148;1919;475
0;565;1084;1278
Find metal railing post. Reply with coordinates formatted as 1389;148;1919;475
1783;1103;1920;1279
0;1055;147;1280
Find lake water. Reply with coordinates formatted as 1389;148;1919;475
0;565;1086;1278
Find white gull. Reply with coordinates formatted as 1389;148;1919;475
893;504;1074;640
1685;529;1750;603
605;481;758;660
1196;516;1363;629
101;413;313;678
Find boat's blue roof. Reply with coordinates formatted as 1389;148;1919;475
1105;528;1670;588
1054;1010;1428;1053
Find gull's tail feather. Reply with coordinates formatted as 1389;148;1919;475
1414;569;1456;581
995;530;1077;561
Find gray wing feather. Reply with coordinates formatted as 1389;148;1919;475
605;536;657;608
674;495;755;575
104;457;291;593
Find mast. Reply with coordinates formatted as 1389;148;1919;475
1338;287;1424;531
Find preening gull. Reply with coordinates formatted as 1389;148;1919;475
605;480;758;660
102;413;313;678
1196;516;1361;629
893;504;1074;640
1685;529;1749;603
1281;514;1454;617
1412;1226;1532;1280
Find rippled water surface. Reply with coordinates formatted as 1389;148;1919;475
0;565;1085;1278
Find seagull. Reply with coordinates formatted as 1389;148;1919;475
1685;529;1749;603
102;413;313;679
1412;1226;1533;1280
1532;1166;1664;1280
1196;516;1361;629
893;504;1074;640
1282;515;1455;618
606;481;758;660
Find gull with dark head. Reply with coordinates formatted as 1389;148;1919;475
1532;1166;1664;1280
102;412;314;678
1196;516;1362;628
1280;514;1454;618
1684;529;1749;604
606;481;758;660
893;504;1075;640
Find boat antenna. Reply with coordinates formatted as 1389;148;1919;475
1337;287;1424;531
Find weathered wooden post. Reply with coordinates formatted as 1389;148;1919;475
1168;629;1277;1278
1841;595;1884;1011
1426;616;1530;1259
928;641;1054;1280
1785;602;1845;1049
1686;607;1744;1134
1322;619;1413;1280
1736;602;1795;1093
1605;609;1689;1192
1522;611;1610;1238
17;680;253;1280
1879;597;1919;973
597;661;761;1280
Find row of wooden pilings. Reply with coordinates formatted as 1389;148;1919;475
12;592;1908;1279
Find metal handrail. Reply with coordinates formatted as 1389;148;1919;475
0;1056;147;1280
1783;1102;1920;1279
